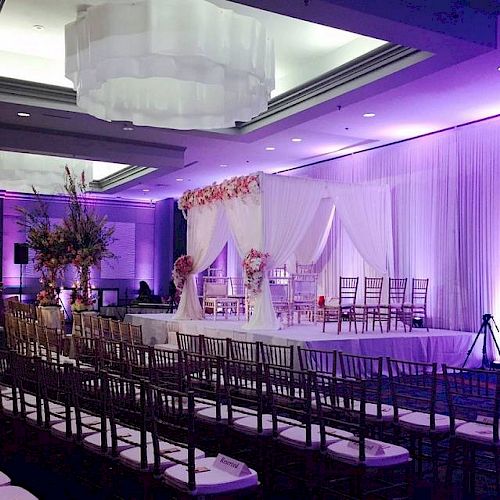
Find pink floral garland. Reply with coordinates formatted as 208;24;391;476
243;249;270;298
178;174;260;214
173;255;194;292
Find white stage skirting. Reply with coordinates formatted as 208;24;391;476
124;313;484;368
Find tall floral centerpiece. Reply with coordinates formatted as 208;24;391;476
61;167;115;311
17;190;69;306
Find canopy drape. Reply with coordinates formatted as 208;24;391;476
176;172;393;330
174;204;229;320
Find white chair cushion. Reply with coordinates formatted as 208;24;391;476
83;427;151;453
398;412;459;432
196;405;253;423
163;456;258;496
119;442;205;471
0;385;11;395
25;403;70;426
455;421;500;445
279;424;354;450
51;414;101;438
327;438;410;467
0;486;38;499
0;471;11;486
232;414;299;436
1;393;38;415
352;401;412;422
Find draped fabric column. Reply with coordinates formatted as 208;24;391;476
224;174;324;330
174;204;229;320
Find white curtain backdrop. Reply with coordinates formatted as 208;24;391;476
174;204;229;320
287;117;500;333
330;184;394;275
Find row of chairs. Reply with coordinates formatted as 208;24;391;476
174;332;500;496
0;351;260;497
0;349;412;498
72;314;143;345
318;276;429;333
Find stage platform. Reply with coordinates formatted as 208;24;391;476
125;313;484;368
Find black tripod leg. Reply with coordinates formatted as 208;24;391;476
463;327;485;368
488;324;500;359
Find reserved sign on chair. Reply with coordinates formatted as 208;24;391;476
214;454;250;476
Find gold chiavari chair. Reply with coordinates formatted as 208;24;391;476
109;319;122;341
90;315;102;338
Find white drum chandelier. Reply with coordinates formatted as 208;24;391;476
65;0;275;130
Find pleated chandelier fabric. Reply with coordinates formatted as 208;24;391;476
65;0;275;130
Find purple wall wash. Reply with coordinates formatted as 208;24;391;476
285;115;500;333
154;198;175;297
2;192;174;303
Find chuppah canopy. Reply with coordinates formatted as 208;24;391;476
174;172;393;330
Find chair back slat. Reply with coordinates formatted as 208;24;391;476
339;277;359;306
260;342;294;369
297;347;336;375
364;277;384;305
228;338;260;363
389;278;407;305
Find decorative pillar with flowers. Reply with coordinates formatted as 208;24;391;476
61;167;115;312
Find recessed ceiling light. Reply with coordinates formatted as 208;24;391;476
122;125;134;131
265;146;275;151
142;189;150;193
220;164;228;167
363;112;376;118
497;66;500;72
17;112;31;117
32;24;45;31
291;138;302;142
176;178;184;181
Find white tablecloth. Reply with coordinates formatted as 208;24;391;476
37;306;62;329
124;313;174;346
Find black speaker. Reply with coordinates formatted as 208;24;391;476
14;243;29;265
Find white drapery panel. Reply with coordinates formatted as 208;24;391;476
223;174;324;329
174;204;229;320
292;198;336;268
329;184;394;276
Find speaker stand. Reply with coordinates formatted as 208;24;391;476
18;264;23;301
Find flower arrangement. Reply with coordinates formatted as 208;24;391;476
178;174;260;215
243;249;269;298
70;290;96;312
17;190;68;306
61;167;115;309
172;255;194;292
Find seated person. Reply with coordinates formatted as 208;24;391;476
136;280;152;303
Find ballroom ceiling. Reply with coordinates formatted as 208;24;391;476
0;0;498;200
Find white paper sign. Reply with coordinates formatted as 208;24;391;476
476;415;494;425
214;454;250;476
347;438;385;456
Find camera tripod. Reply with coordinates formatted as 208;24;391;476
463;313;500;369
